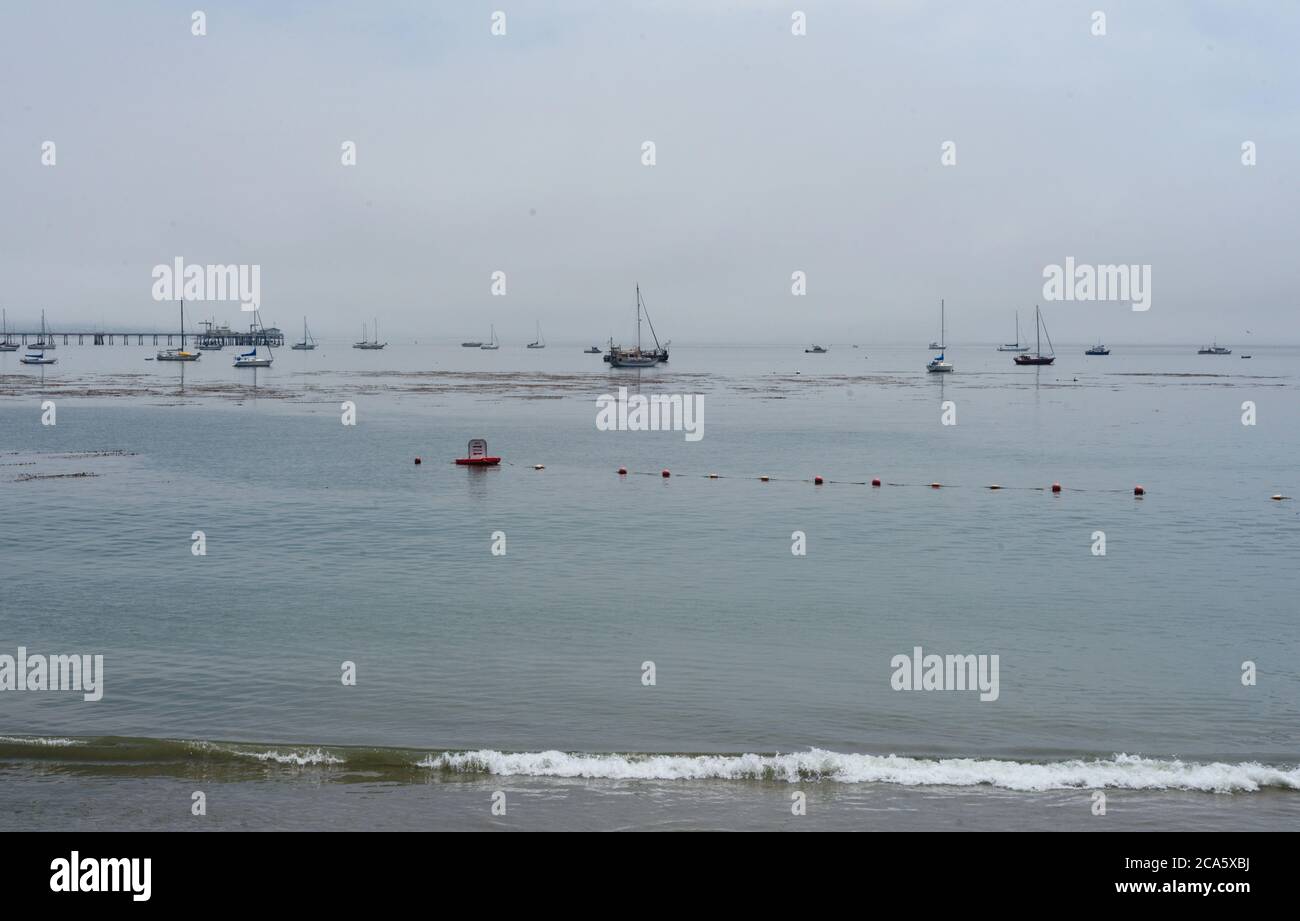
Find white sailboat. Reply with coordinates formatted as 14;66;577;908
480;324;500;350
526;322;545;349
353;319;387;349
0;309;18;351
996;311;1029;352
234;311;274;367
926;299;953;373
291;317;317;350
20;311;56;364
157;300;201;361
31;310;55;349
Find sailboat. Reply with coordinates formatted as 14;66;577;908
526;322;546;349
608;285;662;368
291;317;317;350
352;319;388;349
997;311;1029;352
926;299;953;373
479;325;500;350
0;310;18;351
30;310;55;349
1013;305;1056;365
234;311;274;367
157;300;201;361
20;311;56;364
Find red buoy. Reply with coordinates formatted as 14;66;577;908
1051;482;1062;493
759;475;770;482
708;473;719;479
930;482;942;489
618;467;627;475
871;478;881;487
661;469;670;478
814;475;824;485
1134;485;1145;496
414;457;421;465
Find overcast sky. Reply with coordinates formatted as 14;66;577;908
2;1;1296;344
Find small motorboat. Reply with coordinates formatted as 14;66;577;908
455;438;501;466
1197;343;1231;355
584;346;601;354
1241;354;1252;359
805;345;828;354
1085;343;1110;356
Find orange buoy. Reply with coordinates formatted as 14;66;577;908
1051;482;1062;493
618;467;627;475
414;457;422;465
871;477;881;487
1134;485;1145;496
814;475;824;485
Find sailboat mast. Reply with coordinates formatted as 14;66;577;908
940;298;945;348
636;285;642;352
1035;305;1041;357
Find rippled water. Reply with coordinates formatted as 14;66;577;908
2;343;1297;829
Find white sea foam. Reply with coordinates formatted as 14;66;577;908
418;749;1300;793
0;736;84;747
227;747;345;766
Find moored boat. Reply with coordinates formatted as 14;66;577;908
1013;306;1055;365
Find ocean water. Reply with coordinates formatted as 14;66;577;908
2;342;1298;830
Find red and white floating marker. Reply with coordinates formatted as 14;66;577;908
1134;485;1145;496
871;477;881;487
930;482;942;489
533;464;545;470
814;475;824;485
1051;482;1062;493
618;467;627;475
1271;494;1290;501
708;473;719;479
759;475;770;482
988;484;1002;490
661;469;671;478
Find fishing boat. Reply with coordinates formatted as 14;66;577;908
157;300;201;361
234;312;274;367
0;310;18;351
1013;306;1055;365
997;312;1029;352
1085;342;1110;356
805;345;828;354
607;285;663;368
30;310;55;350
479;325;500;350
1241;354;1252;359
1197;342;1232;355
353;320;387;349
291;317;317;350
526;322;546;349
926;299;953;373
584;345;601;354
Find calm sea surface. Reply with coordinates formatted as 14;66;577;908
2;342;1298;829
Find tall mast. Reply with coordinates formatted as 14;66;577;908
940;298;945;348
1035;305;1041;356
636;284;642;352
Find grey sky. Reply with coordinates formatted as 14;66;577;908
2;1;1296;344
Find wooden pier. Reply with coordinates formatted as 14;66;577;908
1;327;285;347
